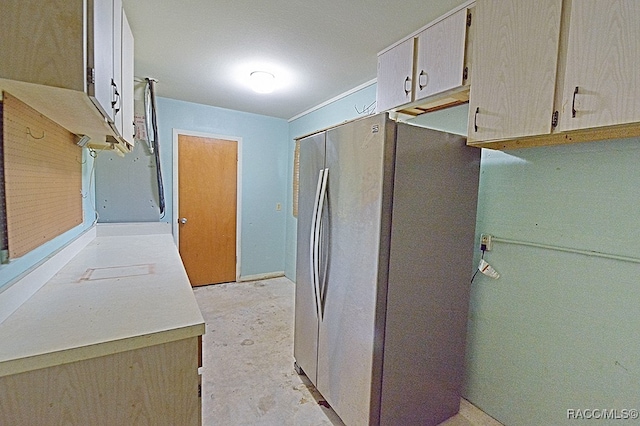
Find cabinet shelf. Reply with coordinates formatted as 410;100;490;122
395;85;469;117
467;121;640;150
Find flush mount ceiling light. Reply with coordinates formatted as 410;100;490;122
250;71;275;94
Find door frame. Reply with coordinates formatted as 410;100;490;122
172;129;243;281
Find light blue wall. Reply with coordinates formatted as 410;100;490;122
155;97;289;277
0;149;96;290
284;83;378;279
466;140;640;425
95;140;161;222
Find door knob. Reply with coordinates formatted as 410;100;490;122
180;217;188;224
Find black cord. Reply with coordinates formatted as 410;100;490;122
470;248;485;284
146;78;165;217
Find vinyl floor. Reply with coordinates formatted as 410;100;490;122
193;277;501;426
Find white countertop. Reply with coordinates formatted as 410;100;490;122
0;224;205;377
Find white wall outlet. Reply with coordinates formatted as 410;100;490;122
480;234;492;251
276;203;282;211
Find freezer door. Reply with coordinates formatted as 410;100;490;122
293;131;326;384
316;114;395;426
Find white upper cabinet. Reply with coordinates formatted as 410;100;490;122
112;0;135;146
376;2;474;115
467;0;563;143
558;0;640;132
376;38;414;113
112;0;123;129
414;8;468;101
88;0;116;122
120;10;136;145
468;0;640;149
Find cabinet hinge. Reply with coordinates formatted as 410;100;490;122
467;12;472;27
551;110;559;128
86;67;95;85
198;384;202;397
463;67;469;81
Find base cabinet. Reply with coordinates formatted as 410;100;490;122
0;338;201;425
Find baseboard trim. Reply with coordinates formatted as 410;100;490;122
459;398;504;426
237;271;285;282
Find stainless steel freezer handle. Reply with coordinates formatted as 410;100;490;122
315;168;329;320
310;169;325;319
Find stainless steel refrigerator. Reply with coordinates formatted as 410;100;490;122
293;113;481;426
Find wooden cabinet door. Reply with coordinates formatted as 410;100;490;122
376;38;414;112
414;8;468;101
467;0;563;142
558;0;640;131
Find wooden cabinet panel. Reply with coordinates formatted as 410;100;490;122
0;1;85;91
0;0;134;151
0;338;201;425
467;0;563;142
558;0;640;131
415;8;467;101
376;38;414;113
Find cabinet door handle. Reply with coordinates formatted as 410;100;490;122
418;70;428;90
571;86;579;118
474;107;479;132
111;80;117;107
404;76;412;96
111;80;121;115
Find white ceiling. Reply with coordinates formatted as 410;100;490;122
122;0;467;120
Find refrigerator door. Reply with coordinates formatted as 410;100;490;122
316;114;395;426
293;131;326;384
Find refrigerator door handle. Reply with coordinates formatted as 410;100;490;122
310;169;325;319
315;168;329;319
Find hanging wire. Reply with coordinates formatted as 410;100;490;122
146;78;165;218
80;147;107;226
354;100;377;116
26;127;45;139
470;249;485;284
143;83;155;154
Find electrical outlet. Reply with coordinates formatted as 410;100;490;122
276;203;282;211
480;234;492;251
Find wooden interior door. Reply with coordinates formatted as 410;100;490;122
178;135;237;286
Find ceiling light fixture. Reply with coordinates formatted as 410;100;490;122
250;71;275;94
